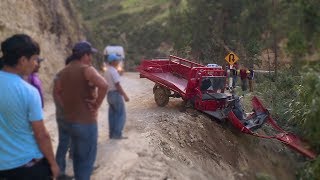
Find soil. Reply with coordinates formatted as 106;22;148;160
44;72;298;180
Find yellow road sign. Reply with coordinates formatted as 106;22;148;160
225;52;239;65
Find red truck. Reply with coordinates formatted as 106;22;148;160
137;55;316;159
138;55;228;116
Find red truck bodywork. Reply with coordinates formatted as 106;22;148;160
138;55;227;112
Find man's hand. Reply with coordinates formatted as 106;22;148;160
31;121;59;179
85;98;98;117
115;83;129;102
84;66;108;109
124;95;130;102
50;162;60;179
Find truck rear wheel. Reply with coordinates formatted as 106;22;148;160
154;86;169;107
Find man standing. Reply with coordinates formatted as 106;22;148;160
53;59;73;180
248;66;254;92
55;41;108;180
231;63;238;88
104;53;129;139
240;66;248;92
0;34;59;179
28;58;45;107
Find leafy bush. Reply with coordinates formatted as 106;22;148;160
255;70;300;129
256;65;320;179
297;157;320;180
289;66;320;151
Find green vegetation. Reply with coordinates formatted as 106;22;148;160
73;0;174;70
256;66;320;180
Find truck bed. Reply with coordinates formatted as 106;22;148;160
151;72;188;93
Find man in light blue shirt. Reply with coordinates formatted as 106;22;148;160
0;71;44;168
0;34;59;179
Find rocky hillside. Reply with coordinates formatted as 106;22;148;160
0;0;84;98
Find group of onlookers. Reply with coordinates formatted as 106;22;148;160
226;63;254;92
0;34;129;180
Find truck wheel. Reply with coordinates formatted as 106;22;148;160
154;86;169;107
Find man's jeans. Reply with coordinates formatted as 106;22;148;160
107;91;126;138
65;122;98;180
232;75;238;88
55;118;71;175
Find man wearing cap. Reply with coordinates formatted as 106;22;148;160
104;53;129;140
27;58;45;107
55;41;108;180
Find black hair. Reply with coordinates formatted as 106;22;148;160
0;34;40;67
0;59;3;70
65;56;72;65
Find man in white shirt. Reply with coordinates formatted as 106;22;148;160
104;53;129;139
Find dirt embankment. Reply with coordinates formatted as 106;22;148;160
0;0;84;95
44;73;298;180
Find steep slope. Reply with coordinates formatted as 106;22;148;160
0;0;84;98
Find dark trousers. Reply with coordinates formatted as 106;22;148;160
249;79;254;92
241;78;248;91
0;159;52;180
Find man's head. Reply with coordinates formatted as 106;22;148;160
70;41;97;65
106;53;121;67
33;58;44;73
0;34;40;75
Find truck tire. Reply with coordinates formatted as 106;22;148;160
154;86;169;107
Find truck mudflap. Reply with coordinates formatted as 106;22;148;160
228;96;317;159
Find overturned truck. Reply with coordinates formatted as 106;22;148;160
137;55;316;159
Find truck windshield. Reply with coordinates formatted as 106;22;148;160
200;76;226;91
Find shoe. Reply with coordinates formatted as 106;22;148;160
57;174;74;180
111;136;128;140
92;165;100;174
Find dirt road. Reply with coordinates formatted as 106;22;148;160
44;72;297;180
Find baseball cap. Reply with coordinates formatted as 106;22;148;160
107;53;121;62
72;41;98;54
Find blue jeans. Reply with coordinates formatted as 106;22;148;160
232;75;238;88
55;117;71;175
107;91;126;138
65;122;97;180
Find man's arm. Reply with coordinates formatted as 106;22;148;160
31;121;59;178
53;77;63;107
115;83;129;102
84;66;108;108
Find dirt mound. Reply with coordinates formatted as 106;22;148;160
144;101;297;180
